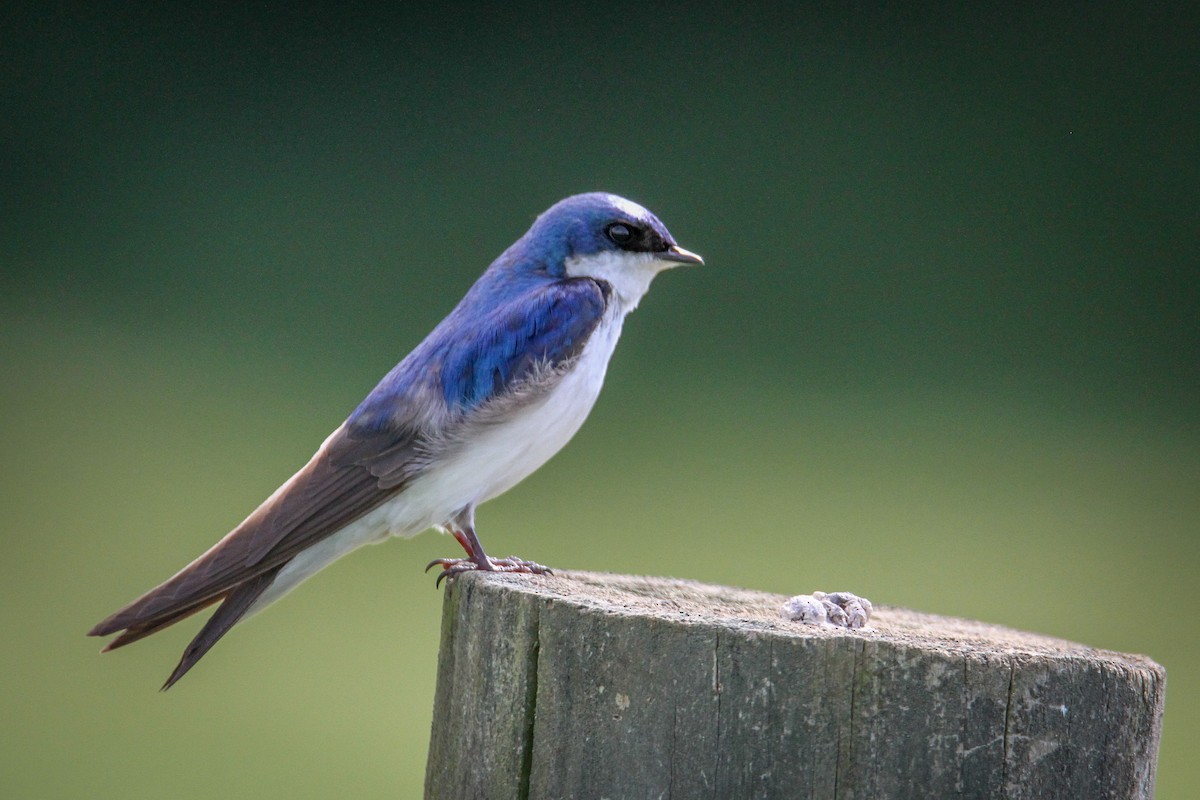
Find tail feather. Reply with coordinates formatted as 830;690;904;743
161;567;281;690
100;595;223;652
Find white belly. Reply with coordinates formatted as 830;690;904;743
396;309;625;527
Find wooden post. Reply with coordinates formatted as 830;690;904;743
424;572;1164;799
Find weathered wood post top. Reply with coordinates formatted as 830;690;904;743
425;571;1165;799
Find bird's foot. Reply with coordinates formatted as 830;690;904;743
424;555;553;588
781;590;873;628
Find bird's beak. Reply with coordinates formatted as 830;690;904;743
659;244;704;266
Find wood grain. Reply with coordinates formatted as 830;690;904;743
424;571;1164;799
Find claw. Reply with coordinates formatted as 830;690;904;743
430;518;551;587
425;555;553;588
434;563;479;588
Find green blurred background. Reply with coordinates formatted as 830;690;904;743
3;3;1197;797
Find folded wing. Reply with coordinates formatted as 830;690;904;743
89;276;610;685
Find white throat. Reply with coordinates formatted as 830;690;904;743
564;251;676;312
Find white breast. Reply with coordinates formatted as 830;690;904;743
395;306;625;528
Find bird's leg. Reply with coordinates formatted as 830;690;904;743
423;525;485;575
450;528;476;559
425;508;551;587
424;529;472;576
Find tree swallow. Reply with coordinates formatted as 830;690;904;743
89;192;702;688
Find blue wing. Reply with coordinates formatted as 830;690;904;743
436;276;611;410
347;275;611;432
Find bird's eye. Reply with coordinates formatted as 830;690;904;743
606;223;636;246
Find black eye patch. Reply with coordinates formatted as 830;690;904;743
605;222;666;253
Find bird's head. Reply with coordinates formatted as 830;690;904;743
516;192;703;308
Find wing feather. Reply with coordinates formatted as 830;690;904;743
89;277;610;644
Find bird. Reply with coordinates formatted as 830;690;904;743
88;192;703;689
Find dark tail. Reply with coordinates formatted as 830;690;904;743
160;567;282;690
99;595;224;652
